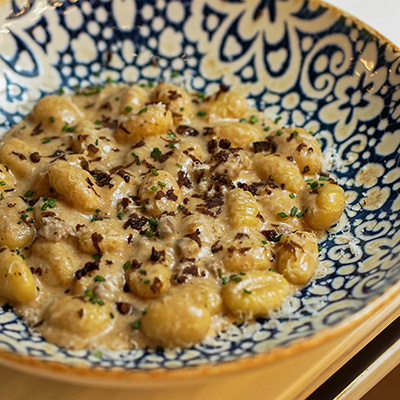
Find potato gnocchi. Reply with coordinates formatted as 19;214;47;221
0;81;345;350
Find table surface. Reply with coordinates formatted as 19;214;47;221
0;1;400;399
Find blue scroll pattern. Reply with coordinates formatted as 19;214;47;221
0;0;399;371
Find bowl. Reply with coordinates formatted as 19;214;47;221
0;0;400;387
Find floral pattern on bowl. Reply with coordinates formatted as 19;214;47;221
0;0;400;377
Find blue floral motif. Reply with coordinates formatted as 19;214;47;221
318;42;387;141
0;0;400;375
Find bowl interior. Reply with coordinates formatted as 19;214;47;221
0;0;400;375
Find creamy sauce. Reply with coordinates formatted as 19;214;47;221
0;82;345;349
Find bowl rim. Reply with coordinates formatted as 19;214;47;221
1;279;400;388
0;0;400;386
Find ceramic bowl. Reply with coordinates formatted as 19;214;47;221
0;0;400;386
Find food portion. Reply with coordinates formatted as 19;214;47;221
0;81;345;350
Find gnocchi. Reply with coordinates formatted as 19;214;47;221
0;81;345;350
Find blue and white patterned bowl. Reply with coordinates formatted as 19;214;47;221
1;0;400;386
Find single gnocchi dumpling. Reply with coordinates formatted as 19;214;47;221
115;103;173;143
120;85;151;114
128;262;171;299
29;238;81;286
227;188;261;229
0;138;45;180
0;196;35;249
140;294;211;348
31;95;82;132
0;247;38;303
152;82;194;124
276;231;319;284
221;270;290;319
169;278;223;315
48;160;103;212
200;88;249;120
305;183;346;230
43;295;114;342
272;127;323;174
0;163;16;194
253;153;304;193
138;170;183;217
78;219;129;254
214;121;262;147
223;238;274;272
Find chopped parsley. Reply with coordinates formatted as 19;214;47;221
124;106;133;113
41;197;57;210
94;275;105;282
148;217;158;229
249;115;259;124
277;212;288;218
75;85;102;96
61;122;75;133
138;107;148;114
308;180;319;191
105;76;117;84
84;290;105;306
131;152;141;165
272;234;283;242
197;111;207;117
151;147;162;159
133;320;141;329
